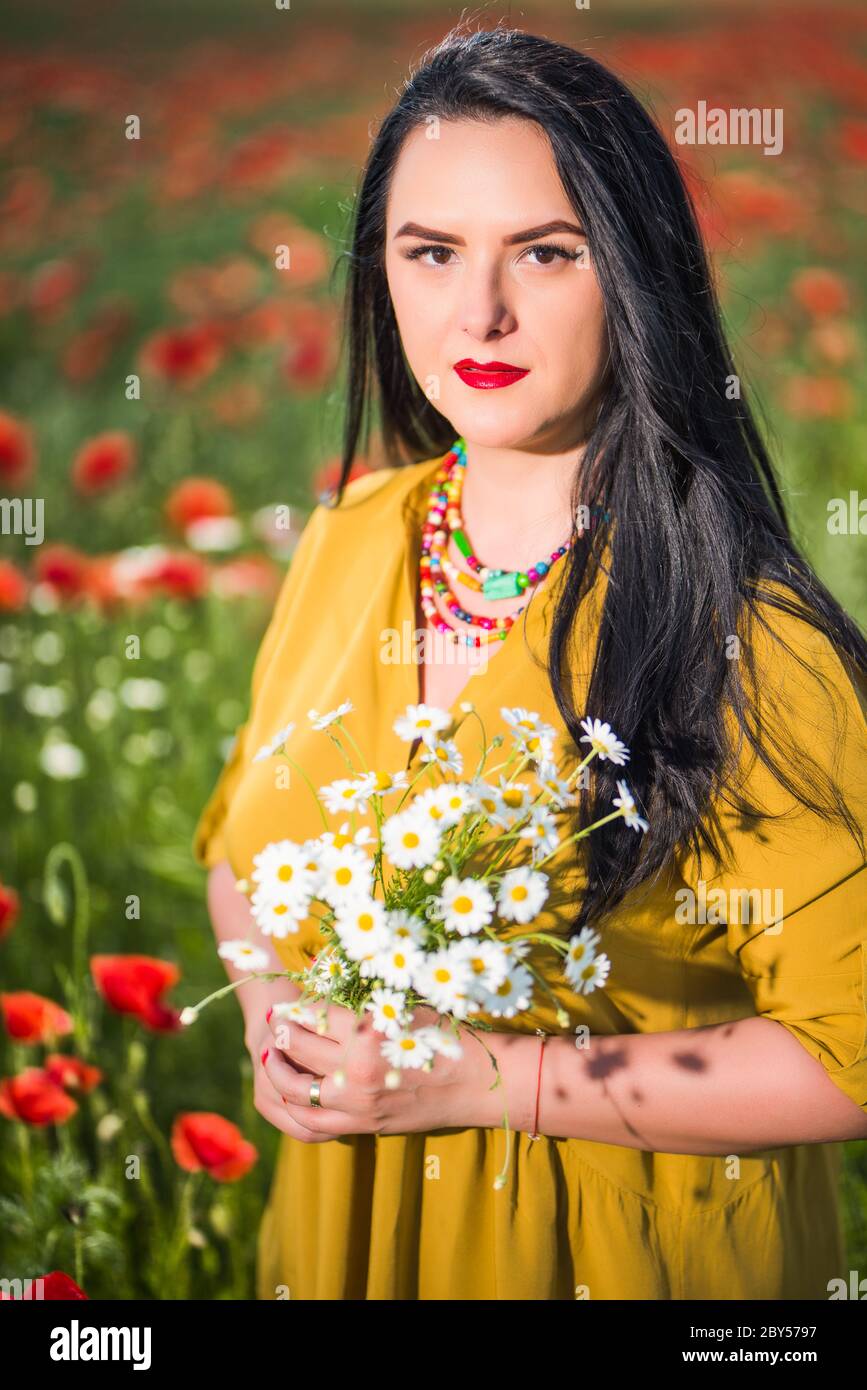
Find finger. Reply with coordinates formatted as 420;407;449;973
269;1015;343;1076
279;1095;362;1137
256;1090;334;1143
268;999;360;1046
259;1041;309;1098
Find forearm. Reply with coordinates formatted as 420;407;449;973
206;860;301;1031
481;1016;867;1151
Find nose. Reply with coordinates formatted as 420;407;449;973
458;261;518;342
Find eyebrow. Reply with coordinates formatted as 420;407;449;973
393;219;585;244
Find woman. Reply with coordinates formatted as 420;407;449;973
194;27;867;1300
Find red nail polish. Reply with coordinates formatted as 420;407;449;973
260;1047;269;1065
266;1006;273;1023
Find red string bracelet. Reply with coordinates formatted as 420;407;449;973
527;1028;548;1141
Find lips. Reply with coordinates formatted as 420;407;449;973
453;359;530;390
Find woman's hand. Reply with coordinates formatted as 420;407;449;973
258;1000;503;1140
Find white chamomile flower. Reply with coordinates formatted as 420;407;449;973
518;805;561;861
384;907;427;945
308;701;353;730
438;875;495;936
365;987;411;1038
363;937;424;990
411;782;474;829
381;1028;436;1070
413;1025;463;1059
613;779;649;833
536;766;577;810
452;936;510;993
393;702;453;744
500;706;558;761
571;951;612;995
309;948;349;992
319;776;374;815
419;735;463;775
252;721;295;762
272;999;318;1026
489;777;535;830
318;822;376;853
333;897;390;962
496;866;549;924
579;716;630;766
476;961;535;1018
217;940;271;972
250;886;308;939
414;947;475;1016
563;927;602;988
363;769;410;798
317;843;374;908
382;809;441;869
252;840;317;907
466;779;501;821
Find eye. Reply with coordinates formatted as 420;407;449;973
403;243;456;267
520;241;584;266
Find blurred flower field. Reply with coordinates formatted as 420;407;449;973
0;0;865;1299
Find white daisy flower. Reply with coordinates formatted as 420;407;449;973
308;701;353;730
466;779;501;821
393;703;453;743
251;840;317;907
518;806;561;861
272;999;318;1026
413;1025;464;1059
365;986;411;1038
571;951;612;995
476;962;535;1018
414;947;475;1016
319;776;375;815
217;940;271;972
579;717;630;765
489;777;535;829
438;875;495;936
309;948;349;992
536;768;577;810
382;810;441;869
496;866;549;924
411;782;474;829
563;927;602;989
452;936;511;993
363;769;409;798
250;887;309;938
333;897;390;963
318;843;375;908
419;736;463;775
252;721;295;762
381;1028;436;1069
500;706;558;761
613;779;649;833
384;907;427;945
317;822;376;854
362;937;425;990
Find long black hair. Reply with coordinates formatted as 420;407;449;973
329;22;867;926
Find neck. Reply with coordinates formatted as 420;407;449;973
459;437;585;570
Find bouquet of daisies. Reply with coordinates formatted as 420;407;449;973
186;700;647;1160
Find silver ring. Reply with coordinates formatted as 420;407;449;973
309;1078;322;1108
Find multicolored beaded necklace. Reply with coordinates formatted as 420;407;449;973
419;437;576;647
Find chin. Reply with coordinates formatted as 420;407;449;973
442;397;542;451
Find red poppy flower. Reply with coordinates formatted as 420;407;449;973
783;374;854;420
0;1270;88;1300
0;881;19;941
1;991;73;1044
0;410;36;488
71;431;137;496
33;544;90;602
28;257;86;322
171;1112;258;1182
44;1053;103;1094
210;554;281;601
790;268;850;320
139;323;223;388
282;302;338;392
164;477;235;532
90;954;182;1031
0;1069;78;1126
143;550;211;600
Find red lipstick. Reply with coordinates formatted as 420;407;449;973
453;358;530;389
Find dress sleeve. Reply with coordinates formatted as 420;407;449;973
680;599;867;1115
191;504;328;870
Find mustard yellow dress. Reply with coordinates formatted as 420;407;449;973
193;450;867;1300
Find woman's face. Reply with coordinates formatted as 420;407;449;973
384;116;609;454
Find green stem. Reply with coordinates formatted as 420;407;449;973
43;842;91;1051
